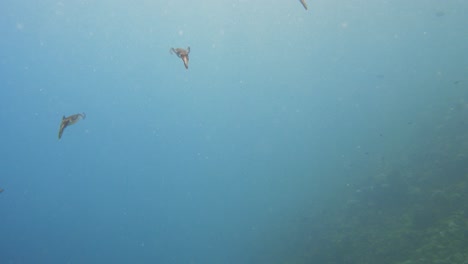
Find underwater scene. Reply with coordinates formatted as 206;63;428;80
0;0;467;263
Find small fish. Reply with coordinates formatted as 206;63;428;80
58;113;86;139
299;0;308;10
170;47;190;69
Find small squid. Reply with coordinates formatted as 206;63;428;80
299;0;308;10
58;113;86;139
170;47;191;69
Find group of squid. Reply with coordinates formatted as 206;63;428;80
58;0;308;140
57;47;189;139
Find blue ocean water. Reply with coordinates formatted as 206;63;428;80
0;0;467;263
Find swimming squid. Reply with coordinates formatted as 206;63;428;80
299;0;308;10
170;47;190;69
58;113;86;139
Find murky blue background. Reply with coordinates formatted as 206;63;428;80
0;0;466;263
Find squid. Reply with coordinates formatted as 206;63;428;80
58;113;86;139
299;0;308;10
170;47;190;69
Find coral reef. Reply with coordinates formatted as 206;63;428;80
284;94;468;264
